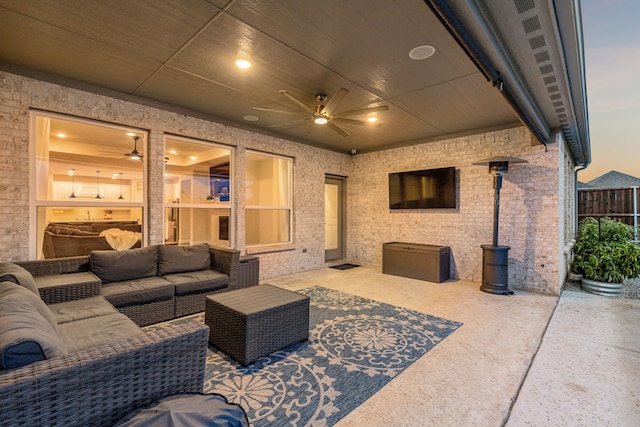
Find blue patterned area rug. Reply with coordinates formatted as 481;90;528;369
147;287;462;426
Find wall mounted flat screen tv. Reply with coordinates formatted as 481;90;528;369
389;167;457;209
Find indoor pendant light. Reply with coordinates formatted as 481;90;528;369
118;172;124;200
68;169;76;198
95;170;102;199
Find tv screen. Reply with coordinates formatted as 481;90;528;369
389;167;457;209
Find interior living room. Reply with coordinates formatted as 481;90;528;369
0;1;602;426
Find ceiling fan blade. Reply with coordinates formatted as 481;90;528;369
323;87;349;115
279;90;316;114
252;107;308;117
269;118;311;131
98;150;127;155
331;117;366;126
336;104;389;118
327;121;350;137
303;122;316;136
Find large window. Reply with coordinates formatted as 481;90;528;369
164;136;232;246
245;151;292;245
33;113;145;259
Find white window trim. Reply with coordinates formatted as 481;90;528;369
245;150;293;247
29;111;147;259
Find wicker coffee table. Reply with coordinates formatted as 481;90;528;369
205;284;310;365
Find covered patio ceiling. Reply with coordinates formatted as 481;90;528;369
0;0;589;163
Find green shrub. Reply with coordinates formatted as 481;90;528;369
572;217;640;283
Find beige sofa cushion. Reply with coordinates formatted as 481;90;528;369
0;282;67;370
91;245;158;283
0;263;39;296
58;312;144;353
0;281;57;329
158;243;211;275
48;296;120;324
101;277;175;308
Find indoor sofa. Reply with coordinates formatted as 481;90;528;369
15;243;241;327
0;262;209;427
42;221;143;259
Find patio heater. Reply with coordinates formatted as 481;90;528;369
472;156;528;295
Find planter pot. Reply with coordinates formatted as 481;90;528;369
567;272;583;282
581;278;622;297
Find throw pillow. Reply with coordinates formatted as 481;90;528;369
0;285;67;370
0;282;58;330
0;263;39;295
158;243;211;275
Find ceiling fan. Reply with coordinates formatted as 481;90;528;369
100;135;143;160
254;88;388;137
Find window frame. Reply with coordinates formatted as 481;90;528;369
29;111;147;259
245;150;293;247
163;134;234;247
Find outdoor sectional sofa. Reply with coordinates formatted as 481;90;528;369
0;243;242;425
0;263;210;426
19;243;241;326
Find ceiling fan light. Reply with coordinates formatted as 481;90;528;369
235;58;251;69
129;153;140;160
315;117;328;125
367;117;378;123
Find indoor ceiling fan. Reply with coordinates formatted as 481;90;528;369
254;88;389;137
100;135;143;160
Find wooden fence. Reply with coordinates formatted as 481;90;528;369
578;187;639;232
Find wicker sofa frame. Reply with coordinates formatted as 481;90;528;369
0;321;209;427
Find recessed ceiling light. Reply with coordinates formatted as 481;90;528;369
126;132;137;137
235;58;251;69
68;169;75;176
243;115;259;122
56;133;66;138
189;156;198;161
409;45;436;60
169;150;178;155
367;117;378;123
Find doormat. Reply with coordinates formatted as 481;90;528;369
330;263;361;270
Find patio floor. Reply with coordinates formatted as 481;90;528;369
266;265;640;426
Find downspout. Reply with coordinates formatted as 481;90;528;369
632;186;639;242
574;163;589;233
423;0;551;146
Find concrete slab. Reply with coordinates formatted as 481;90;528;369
506;290;640;426
267;265;558;426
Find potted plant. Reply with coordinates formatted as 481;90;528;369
571;217;640;296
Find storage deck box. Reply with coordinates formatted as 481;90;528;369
382;242;451;283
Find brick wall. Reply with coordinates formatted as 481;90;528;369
0;70;350;279
347;128;566;294
0;70;572;294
